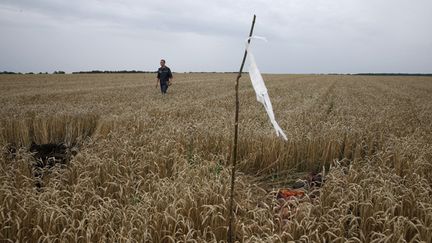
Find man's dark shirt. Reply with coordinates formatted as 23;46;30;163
157;66;173;83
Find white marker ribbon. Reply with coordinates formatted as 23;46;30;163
246;36;288;140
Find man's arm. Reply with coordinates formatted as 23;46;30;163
168;69;173;84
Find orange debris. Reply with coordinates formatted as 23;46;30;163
277;189;305;200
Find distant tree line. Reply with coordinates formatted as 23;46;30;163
71;70;155;74
185;71;240;74
1;71;61;75
0;71;20;74
1;70;239;75
1;71;431;76
354;73;432;77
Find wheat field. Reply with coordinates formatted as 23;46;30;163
0;73;431;242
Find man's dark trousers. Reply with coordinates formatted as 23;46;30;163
160;81;168;94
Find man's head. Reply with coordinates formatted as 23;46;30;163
160;59;166;67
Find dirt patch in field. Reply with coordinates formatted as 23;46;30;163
1;114;101;188
30;142;77;166
29;142;78;188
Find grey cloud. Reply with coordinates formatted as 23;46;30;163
1;0;431;73
1;0;248;37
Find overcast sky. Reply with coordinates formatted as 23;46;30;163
1;0;431;73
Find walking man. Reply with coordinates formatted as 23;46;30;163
156;59;173;94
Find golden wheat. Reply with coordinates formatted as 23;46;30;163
0;73;431;242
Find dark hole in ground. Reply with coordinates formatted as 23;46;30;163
5;142;79;189
30;142;77;167
2;114;101;189
29;142;78;188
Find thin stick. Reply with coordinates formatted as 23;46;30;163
228;14;256;243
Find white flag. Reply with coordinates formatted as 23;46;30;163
246;36;288;141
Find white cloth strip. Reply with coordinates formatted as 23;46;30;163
246;36;288;140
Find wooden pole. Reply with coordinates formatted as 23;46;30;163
228;14;256;243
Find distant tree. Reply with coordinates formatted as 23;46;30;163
0;71;16;74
